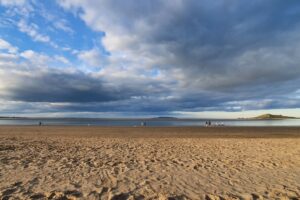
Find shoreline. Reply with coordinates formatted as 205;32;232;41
0;126;299;138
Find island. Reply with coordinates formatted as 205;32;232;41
251;114;296;120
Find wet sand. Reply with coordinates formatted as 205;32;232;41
0;126;299;199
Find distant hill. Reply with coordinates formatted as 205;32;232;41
251;114;296;120
151;117;178;120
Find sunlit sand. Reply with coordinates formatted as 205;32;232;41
0;126;299;199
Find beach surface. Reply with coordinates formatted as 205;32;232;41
0;126;299;200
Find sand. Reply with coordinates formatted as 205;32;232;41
0;126;299;200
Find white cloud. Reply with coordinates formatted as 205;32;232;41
20;50;50;66
20;50;36;59
0;38;18;53
0;0;33;18
18;50;71;68
0;0;26;6
54;55;70;64
56;0;178;77
78;48;106;67
17;19;50;43
53;19;74;34
0;53;18;61
38;6;74;34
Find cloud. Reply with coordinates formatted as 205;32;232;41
0;53;18;61
54;55;70;64
0;70;125;103
1;1;300;115
77;48;107;67
17;19;51;43
0;2;55;47
0;47;145;106
0;0;25;6
0;38;18;53
56;0;300;100
18;50;71;67
53;19;74;34
20;50;50;66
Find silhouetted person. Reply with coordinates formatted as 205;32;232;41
39;121;42;126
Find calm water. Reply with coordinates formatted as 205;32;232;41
0;118;300;127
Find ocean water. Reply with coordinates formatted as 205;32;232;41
0;118;300;127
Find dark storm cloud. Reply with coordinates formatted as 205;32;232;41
139;0;300;90
2;70;130;103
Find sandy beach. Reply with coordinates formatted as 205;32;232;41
0;126;299;200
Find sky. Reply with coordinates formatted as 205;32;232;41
0;0;300;118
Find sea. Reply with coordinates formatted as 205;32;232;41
0;118;300;127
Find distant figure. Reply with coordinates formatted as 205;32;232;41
141;121;146;127
208;121;211;126
39;121;42;126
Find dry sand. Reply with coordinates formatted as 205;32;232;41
0;126;299;200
